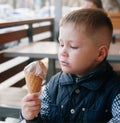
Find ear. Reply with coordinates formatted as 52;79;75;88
96;45;108;63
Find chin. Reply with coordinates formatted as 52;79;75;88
61;68;73;74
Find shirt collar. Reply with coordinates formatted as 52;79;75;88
59;61;113;90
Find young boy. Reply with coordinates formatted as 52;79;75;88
20;9;120;123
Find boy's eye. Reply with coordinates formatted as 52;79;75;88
70;46;78;49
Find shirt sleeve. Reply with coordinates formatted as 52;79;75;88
40;84;51;118
108;93;120;123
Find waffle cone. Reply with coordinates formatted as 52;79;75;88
25;72;43;93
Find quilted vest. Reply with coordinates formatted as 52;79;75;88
47;62;120;123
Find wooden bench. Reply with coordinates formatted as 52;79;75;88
0;17;54;89
108;13;120;43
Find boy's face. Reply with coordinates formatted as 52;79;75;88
58;23;101;76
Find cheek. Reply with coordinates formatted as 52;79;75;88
68;53;82;66
70;51;96;66
69;51;83;60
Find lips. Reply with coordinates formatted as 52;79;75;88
60;60;69;66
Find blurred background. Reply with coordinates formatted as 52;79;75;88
0;0;120;22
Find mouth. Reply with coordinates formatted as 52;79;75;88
60;60;69;66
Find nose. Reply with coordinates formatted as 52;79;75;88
59;46;68;57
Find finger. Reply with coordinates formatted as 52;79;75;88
23;112;35;120
22;93;39;102
25;111;39;120
24;104;40;112
23;99;41;107
32;110;40;117
23;105;40;119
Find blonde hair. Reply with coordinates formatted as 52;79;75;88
60;9;113;46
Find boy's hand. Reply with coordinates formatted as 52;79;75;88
21;93;41;120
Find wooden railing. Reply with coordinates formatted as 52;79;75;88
0;17;54;46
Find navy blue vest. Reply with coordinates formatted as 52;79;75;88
47;62;120;123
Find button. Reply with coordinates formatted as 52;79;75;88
82;108;86;111
61;105;64;109
76;78;79;83
70;109;75;114
105;109;108;112
75;89;80;94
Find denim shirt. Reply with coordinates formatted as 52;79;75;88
21;61;120;123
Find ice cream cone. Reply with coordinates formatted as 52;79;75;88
24;72;43;93
24;60;47;93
